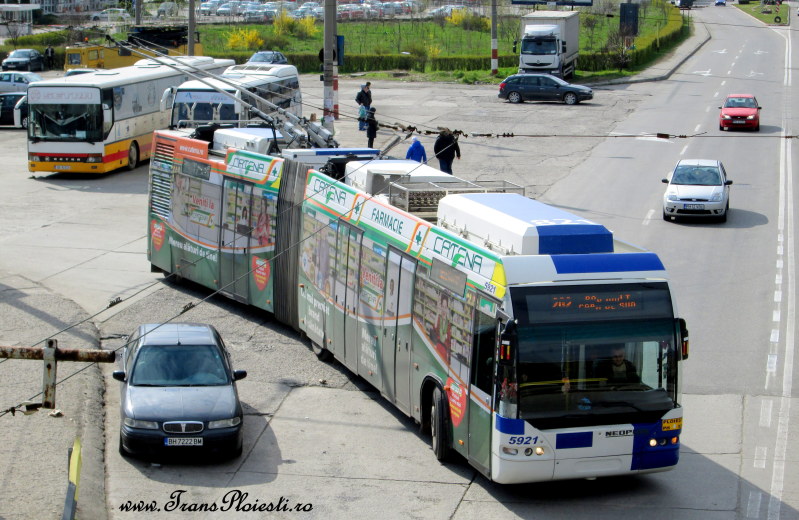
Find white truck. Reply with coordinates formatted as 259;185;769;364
515;11;580;78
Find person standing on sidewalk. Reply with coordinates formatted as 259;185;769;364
356;82;372;131
405;136;427;163
45;45;55;70
433;129;460;174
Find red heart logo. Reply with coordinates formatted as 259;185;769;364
445;377;467;428
151;220;165;251
252;256;271;291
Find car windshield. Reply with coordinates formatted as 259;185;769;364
131;345;230;386
671;165;721;185
724;97;756;108
9;50;30;58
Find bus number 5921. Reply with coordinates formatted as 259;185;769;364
508;436;538;445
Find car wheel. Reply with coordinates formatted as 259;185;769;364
563;92;578;105
507;91;523;104
126;142;139;171
663;210;671;221
719;201;729;223
430;386;450;462
311;341;332;361
719;124;724;131
754;123;760;131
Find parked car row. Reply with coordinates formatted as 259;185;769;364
196;0;420;18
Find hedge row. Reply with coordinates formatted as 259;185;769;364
2;11;685;75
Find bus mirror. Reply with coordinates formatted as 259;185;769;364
499;319;517;364
160;86;175;112
102;105;112;125
678;318;689;360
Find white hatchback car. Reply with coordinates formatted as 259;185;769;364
662;159;733;222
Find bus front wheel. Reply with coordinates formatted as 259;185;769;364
126;142;139;171
431;387;450;462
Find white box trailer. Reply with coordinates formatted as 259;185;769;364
517;11;580;78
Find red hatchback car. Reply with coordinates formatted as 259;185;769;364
719;94;761;131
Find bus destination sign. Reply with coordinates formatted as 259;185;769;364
520;284;673;323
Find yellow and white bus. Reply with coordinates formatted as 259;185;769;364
27;56;233;174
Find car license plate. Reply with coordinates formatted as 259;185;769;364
732;120;746;124
54;165;71;170
684;204;704;210
165;437;203;446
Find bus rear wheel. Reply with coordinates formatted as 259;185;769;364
431;387;450;462
126;142;139;171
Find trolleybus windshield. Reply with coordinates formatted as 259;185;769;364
509;283;679;429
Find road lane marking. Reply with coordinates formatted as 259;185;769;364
680;145;688;155
748;491;763;518
760;399;773;427
694;124;701;133
768;27;794;514
642;209;654;225
755;446;768;469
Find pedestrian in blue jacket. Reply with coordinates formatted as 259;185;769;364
405;136;427;163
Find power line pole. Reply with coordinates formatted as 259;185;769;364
491;0;498;75
322;0;338;132
188;0;196;56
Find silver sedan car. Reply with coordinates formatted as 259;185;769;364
662;159;733;222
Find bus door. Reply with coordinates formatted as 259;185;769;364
381;248;416;414
331;221;362;370
467;308;498;476
219;180;252;303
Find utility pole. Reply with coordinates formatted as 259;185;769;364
134;0;142;24
491;0;498;75
188;0;196;56
322;0;338;132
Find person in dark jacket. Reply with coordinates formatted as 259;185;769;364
364;107;378;148
405;136;427;163
433;129;460;174
355;82;372;131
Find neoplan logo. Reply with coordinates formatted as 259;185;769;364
604;429;633;438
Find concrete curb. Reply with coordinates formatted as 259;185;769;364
589;20;712;87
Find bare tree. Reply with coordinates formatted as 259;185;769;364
1;19;25;50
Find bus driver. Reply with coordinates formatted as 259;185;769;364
595;346;639;384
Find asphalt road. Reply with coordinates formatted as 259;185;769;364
1;6;798;519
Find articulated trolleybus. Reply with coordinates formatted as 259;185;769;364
27;56;233;174
146;127;688;483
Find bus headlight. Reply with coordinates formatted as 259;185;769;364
502;446;519;455
85;154;103;163
649;438;658;447
534;446;545;456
